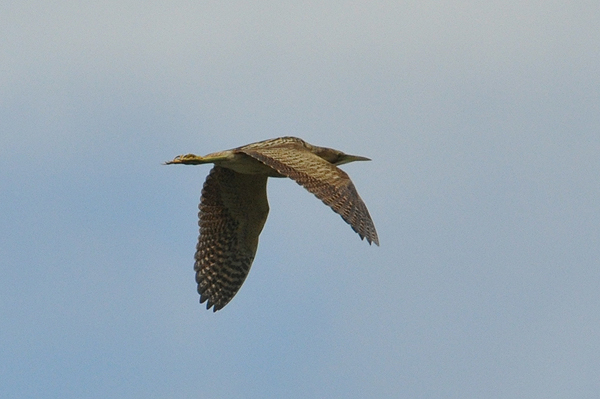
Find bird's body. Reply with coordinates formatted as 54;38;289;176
166;136;378;311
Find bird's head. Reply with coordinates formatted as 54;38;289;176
314;147;371;165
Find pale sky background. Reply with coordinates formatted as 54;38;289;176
1;1;599;398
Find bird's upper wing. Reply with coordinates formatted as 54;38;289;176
195;166;270;311
239;145;379;245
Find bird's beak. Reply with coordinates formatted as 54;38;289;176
347;155;371;162
340;154;371;164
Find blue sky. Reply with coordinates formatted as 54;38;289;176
1;1;599;398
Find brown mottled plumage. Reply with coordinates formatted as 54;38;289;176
166;137;379;311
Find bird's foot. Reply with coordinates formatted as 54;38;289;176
164;154;205;165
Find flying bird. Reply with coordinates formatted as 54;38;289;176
166;136;379;311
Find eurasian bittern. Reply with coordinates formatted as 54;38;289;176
166;136;378;311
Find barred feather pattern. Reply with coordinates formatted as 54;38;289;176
241;146;379;246
239;136;310;151
195;166;269;311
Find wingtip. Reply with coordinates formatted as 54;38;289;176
366;236;380;246
358;230;379;246
201;294;226;312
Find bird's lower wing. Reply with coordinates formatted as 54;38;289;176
195;166;269;311
240;147;379;245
